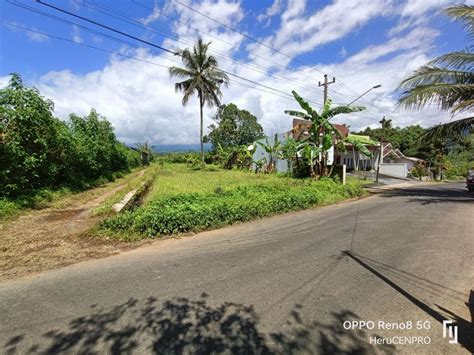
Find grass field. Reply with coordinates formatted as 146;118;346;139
101;163;366;240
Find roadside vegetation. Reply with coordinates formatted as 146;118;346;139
398;5;473;140
0;74;142;220
100;163;365;240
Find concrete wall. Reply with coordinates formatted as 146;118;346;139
394;158;416;171
379;163;407;178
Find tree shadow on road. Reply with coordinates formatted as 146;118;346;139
3;294;395;354
379;186;473;205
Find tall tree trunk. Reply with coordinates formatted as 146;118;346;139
199;94;204;164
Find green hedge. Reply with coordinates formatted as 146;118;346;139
102;179;364;239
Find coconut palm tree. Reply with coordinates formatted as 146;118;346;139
284;90;365;177
398;5;474;139
169;38;229;164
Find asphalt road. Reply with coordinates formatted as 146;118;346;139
1;183;473;354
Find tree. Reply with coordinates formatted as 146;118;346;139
355;124;427;157
169;38;229;164
0;74;140;197
0;73;66;195
398;5;474;140
206;103;264;148
284;90;365;178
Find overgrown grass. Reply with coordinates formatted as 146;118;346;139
101;164;366;240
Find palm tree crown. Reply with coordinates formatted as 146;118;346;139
398;5;474;139
169;38;229;163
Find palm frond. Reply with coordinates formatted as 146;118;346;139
175;78;197;105
399;82;474;112
400;66;474;87
428;51;474;71
422;116;473;140
452;98;474;112
445;5;474;40
169;66;194;79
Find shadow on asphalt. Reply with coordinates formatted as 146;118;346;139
343;251;474;354
379;186;474;205
3;294;395;354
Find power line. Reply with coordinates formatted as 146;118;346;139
80;0;375;110
79;0;326;97
1;22;173;68
14;0;440;128
169;0;403;112
1;13;314;106
32;0;324;107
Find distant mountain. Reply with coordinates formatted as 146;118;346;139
151;143;212;153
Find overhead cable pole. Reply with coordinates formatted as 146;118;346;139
318;74;336;104
317;74;336;176
375;116;388;183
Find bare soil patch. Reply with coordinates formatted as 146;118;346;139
0;171;148;282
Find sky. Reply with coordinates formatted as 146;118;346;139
0;0;470;145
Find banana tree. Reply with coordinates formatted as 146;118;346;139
284;90;365;177
256;133;282;173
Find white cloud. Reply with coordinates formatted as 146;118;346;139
248;0;393;70
399;0;452;18
140;0;161;25
72;25;83;44
339;46;348;58
257;0;282;25
4;0;464;145
27;30;49;43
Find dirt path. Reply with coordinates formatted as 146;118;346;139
0;170;148;281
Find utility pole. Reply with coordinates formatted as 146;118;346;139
317;74;336;176
375;116;387;183
318;74;336;104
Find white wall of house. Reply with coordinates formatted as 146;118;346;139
379;163;407;178
394;157;416;171
338;150;378;171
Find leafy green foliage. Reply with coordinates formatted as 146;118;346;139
444;134;474;178
356;124;427;157
213;143;253;170
398;5;474;139
0;74;140;198
102;174;364;239
206;103;264;148
256;133;282;173
284;91;365;177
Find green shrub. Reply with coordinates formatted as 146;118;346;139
102;180;364;238
0;74;141;199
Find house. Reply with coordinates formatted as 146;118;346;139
377;142;426;178
253;118;424;178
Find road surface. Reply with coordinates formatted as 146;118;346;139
1;183;473;354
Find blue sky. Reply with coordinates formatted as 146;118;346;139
0;0;470;144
